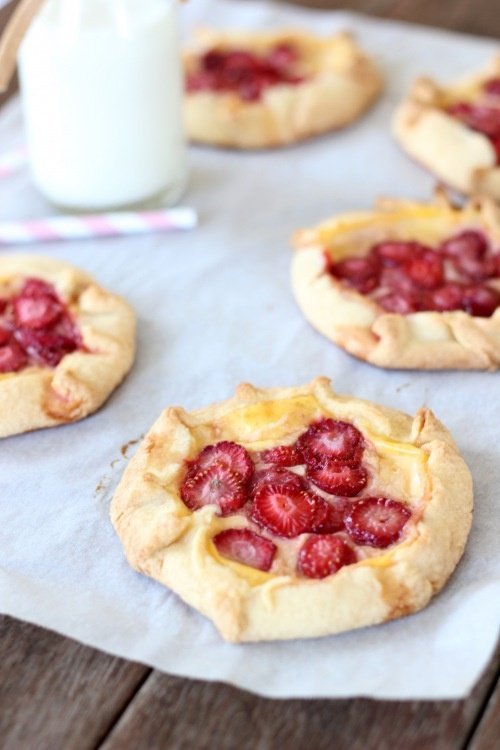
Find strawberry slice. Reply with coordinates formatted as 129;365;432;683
251;467;306;495
461;285;500;317
297;418;364;467
297;534;356;579
180;464;247;516
20;278;58;298
0;341;28;373
344;497;411;548
309;496;347;534
260;444;302;467
213;528;276;571
373;240;424;267
441;230;488;260
0;326;11;346
306;461;367;497
13;294;63;330
189;441;253;483
15;329;79;367
252;484;317;538
377;290;419;314
430;283;465;312
404;250;443;289
484;77;500;96
330;256;380;294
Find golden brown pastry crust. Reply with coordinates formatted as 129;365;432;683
392;57;500;200
291;193;500;370
111;377;473;642
0;255;136;438
184;28;383;149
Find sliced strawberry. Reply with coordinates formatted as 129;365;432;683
252;484;317;538
377;290;419;314
0;326;11;346
344;497;411;548
267;42;298;70
0;341;28;373
297;534;356;579
306;461;367;497
20;278;58;298
484;77;500;97
251;467;306;494
330;256;380;294
180;464;247;515
308;496;347;534
373;240;424;267
186;70;218;93
13;294;63;330
0;298;8;314
441;230;488;260
190;441;253;483
404;250;444;289
14;329;79;367
213;528;276;571
461;285;500;317
430;283;465;312
297;418;364;467
260;444;302;467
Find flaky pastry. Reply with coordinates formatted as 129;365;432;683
0;255;136;437
291;193;500;370
392;57;500;199
111;378;472;643
184;28;382;149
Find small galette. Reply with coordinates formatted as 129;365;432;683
392;57;500;200
111;378;472;642
0;255;135;437
292;192;500;369
184;28;382;149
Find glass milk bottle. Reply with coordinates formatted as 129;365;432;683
18;0;187;211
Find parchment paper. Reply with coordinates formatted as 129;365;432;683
0;0;499;700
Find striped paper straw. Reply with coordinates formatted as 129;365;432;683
0;208;198;245
0;144;28;179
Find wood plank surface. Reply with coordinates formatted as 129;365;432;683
0;1;499;749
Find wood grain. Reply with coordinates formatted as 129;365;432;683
0;616;150;750
100;649;500;750
468;676;500;750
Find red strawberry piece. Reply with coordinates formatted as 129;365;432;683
330;256;380;294
307;461;368;497
484;77;500;96
309;496;347;534
297;418;364;467
373;240;424;267
260;444;302;467
441;230;488;259
451;254;496;282
191;441;253;483
430;283;465;312
14;329;79;367
0;298;8;314
20;278;58;298
267;42;298;70
0;341;28;373
490;134;500;164
202;49;226;71
378;265;417;293
0;326;11;346
377;290;419;314
186;70;218;93
251;484;317;538
251;467;306;494
13;294;63;330
404;250;444;289
238;78;264;101
297;534;356;579
180;464;247;515
461;285;500;317
450;102;500;136
213;528;276;571
344;497;411;548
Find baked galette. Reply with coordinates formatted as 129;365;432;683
292;192;500;369
184;28;382;149
111;378;472;642
393;57;500;200
0;255;136;437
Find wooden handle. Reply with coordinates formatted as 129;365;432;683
0;0;46;93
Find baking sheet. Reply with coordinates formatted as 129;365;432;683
0;0;499;700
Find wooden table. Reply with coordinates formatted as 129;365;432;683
1;1;499;747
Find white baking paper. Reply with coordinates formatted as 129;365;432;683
0;0;499;700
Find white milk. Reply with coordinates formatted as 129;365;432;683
18;0;187;211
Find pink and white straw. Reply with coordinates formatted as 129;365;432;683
0;208;198;245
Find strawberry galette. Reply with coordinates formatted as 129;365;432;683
292;193;500;369
184;29;382;149
393;58;500;200
0;256;135;438
111;378;472;642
